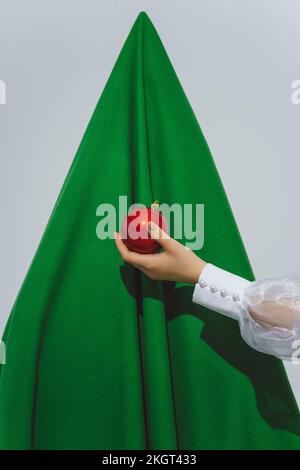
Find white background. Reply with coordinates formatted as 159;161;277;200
0;0;299;404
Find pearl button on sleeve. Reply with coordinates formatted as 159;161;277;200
192;263;251;321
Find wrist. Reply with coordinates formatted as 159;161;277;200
189;259;207;284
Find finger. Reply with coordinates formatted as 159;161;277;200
147;222;177;251
115;235;143;270
114;232;131;259
114;232;156;268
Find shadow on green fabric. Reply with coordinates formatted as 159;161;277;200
0;11;299;450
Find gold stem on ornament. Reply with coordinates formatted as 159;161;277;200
151;200;159;210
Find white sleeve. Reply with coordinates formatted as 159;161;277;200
192;263;252;320
192;264;300;361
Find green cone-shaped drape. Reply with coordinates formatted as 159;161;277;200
0;12;299;450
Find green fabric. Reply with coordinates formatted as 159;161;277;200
0;11;299;450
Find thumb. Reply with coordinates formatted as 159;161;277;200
147;221;175;250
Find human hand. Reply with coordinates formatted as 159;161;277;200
114;221;206;284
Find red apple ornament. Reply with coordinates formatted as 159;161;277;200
121;201;168;254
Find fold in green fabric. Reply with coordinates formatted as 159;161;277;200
0;11;299;450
